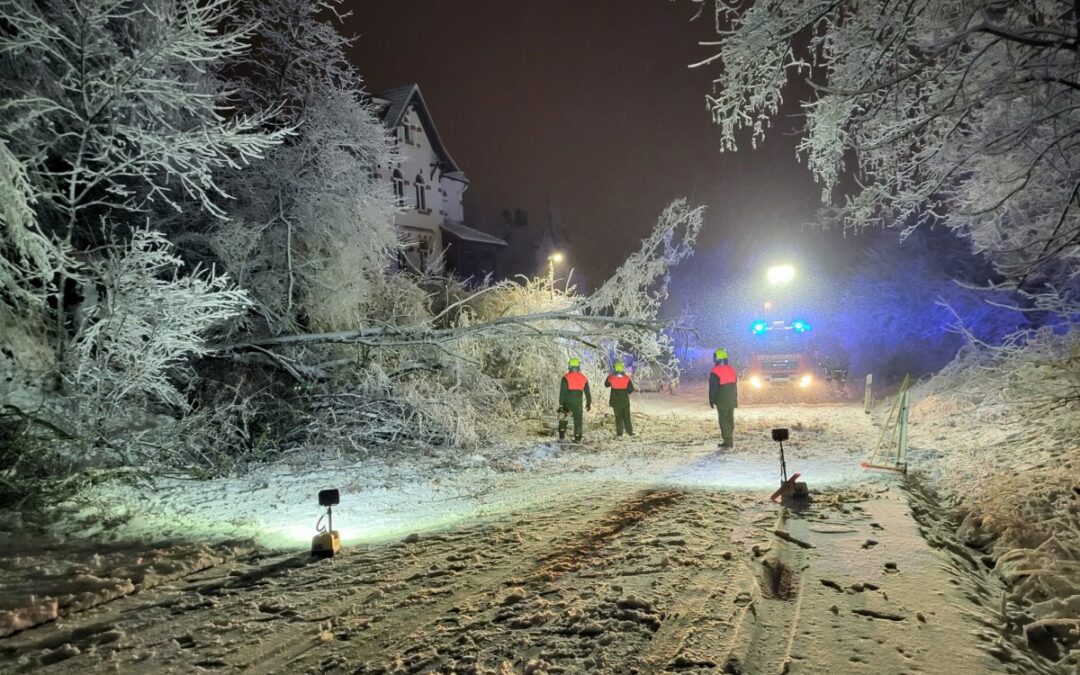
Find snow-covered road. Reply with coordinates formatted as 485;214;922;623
0;393;1051;673
54;392;878;549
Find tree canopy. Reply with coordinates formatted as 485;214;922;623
698;0;1080;310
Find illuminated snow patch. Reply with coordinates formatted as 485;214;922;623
658;455;863;490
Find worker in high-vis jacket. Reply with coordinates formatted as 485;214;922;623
559;357;592;442
603;360;635;437
709;348;738;448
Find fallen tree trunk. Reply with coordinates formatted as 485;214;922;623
209;309;674;353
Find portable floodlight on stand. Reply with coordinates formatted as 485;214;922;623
311;488;342;558
769;428;808;503
777;428;789;482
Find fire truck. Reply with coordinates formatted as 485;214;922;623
745;319;818;395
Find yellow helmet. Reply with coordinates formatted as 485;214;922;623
714;348;729;361
614;361;626;373
568;357;581;368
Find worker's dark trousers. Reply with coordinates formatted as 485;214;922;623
716;406;735;446
566;400;584;439
612;401;633;436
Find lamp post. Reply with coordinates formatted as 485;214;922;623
547;252;564;300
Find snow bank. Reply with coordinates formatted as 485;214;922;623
906;328;1079;665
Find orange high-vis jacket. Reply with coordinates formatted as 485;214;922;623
710;364;737;385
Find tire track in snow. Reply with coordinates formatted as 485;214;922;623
234;490;662;673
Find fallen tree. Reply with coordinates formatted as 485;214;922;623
0;0;704;511
213;199;702;364
213;200;704;458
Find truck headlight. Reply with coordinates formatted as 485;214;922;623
749;375;763;389
799;374;813;388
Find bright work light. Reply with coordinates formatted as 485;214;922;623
548;252;564;263
311;488;342;558
767;264;796;285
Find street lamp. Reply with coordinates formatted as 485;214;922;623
767;264;796;285
548;252;564;299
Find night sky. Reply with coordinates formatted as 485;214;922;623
348;0;862;290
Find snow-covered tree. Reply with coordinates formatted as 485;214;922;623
697;0;1080;307
69;229;249;442
0;0;283;349
217;200;704;410
0;0;280;476
212;0;398;334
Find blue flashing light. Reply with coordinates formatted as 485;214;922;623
751;321;767;334
792;320;811;333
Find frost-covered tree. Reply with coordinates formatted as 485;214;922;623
0;0;281;480
697;0;1080;308
69;229;249;443
0;0;282;349
211;0;397;334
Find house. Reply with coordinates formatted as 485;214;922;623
372;84;506;279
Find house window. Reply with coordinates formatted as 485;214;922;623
403;123;412;145
414;174;426;211
392;169;405;206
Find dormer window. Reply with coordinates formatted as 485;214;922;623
414;174;427;211
392;169;405;206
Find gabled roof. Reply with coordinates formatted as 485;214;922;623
440;221;507;247
373;84;465;178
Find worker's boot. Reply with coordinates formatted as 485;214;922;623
574;435;583;443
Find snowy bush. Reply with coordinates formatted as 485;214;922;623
910;328;1079;662
1;231;250;501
